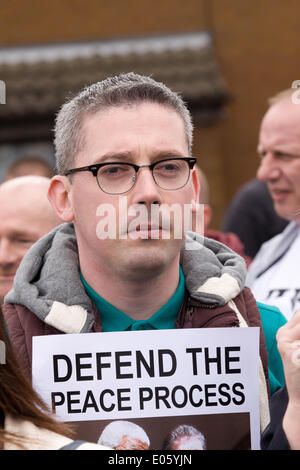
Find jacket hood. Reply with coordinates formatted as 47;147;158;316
5;223;246;334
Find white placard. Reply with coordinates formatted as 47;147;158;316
32;327;260;449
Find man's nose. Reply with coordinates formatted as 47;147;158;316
257;153;281;182
131;167;162;206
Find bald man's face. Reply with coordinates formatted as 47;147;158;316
257;97;300;222
0;181;60;300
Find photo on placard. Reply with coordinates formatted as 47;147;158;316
69;412;250;450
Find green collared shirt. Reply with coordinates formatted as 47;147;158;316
79;267;185;332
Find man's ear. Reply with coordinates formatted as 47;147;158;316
48;176;74;222
191;169;200;212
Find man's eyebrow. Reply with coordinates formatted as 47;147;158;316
92;150;186;164
257;146;300;159
93;152;132;163
8;229;36;239
274;150;300;158
152;150;186;159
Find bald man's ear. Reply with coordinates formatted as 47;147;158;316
48;176;74;222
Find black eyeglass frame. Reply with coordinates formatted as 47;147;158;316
63;157;197;194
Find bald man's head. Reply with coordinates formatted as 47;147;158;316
0;176;61;300
257;92;300;223
4;157;54;181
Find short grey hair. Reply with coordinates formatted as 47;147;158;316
54;72;193;175
162;424;206;450
97;420;150;448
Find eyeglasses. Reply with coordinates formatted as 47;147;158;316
64;157;196;195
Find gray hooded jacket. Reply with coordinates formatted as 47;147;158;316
5;223;248;334
3;222;270;431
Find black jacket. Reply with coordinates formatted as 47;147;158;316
261;386;290;450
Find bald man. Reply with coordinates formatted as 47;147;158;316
0;176;61;301
247;89;300;320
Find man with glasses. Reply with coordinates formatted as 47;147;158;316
3;73;270;431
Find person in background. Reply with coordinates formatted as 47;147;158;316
162;424;206;450
247;89;300;321
0;176;62;302
4;156;54;181
195;166;252;267
98;420;150;450
195;166;286;395
0;305;109;450
222;179;288;259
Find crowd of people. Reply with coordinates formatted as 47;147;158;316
1;73;300;450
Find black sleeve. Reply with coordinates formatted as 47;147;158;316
261;386;291;450
222;180;288;258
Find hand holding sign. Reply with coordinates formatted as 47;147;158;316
277;309;300;399
276;309;300;449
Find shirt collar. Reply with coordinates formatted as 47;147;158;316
80;267;185;332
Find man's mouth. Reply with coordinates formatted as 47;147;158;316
129;224;163;238
135;223;160;231
269;187;291;201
